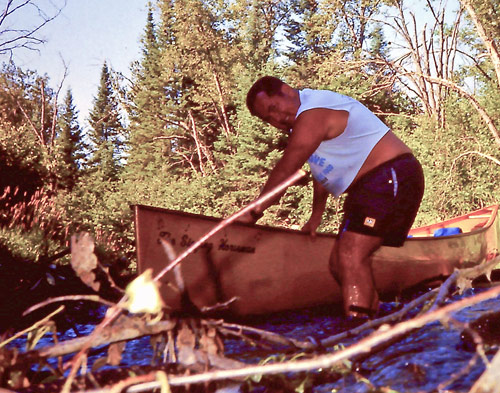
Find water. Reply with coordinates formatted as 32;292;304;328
222;288;500;392
6;288;500;392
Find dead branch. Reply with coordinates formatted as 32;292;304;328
430;255;499;313
460;0;500;89
0;305;65;349
449;151;500;181
188;109;206;176
429;270;460;311
151;134;189;142
74;283;500;393
214;320;313;350
0;0;67;55
212;69;233;142
23;295;116;316
30;315;176;359
61;170;307;393
321;289;437;348
417;73;500;147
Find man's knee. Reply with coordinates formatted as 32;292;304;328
329;232;383;280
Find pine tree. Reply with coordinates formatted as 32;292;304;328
87;62;125;183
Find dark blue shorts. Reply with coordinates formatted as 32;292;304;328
340;153;425;247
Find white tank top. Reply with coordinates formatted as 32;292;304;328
296;89;389;197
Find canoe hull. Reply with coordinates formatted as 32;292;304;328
134;205;499;316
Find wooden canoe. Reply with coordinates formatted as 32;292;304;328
133;204;500;316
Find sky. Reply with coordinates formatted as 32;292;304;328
2;0;150;125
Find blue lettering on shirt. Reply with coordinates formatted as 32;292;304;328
323;164;334;175
308;154;325;167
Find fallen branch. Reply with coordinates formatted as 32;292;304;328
26;315;176;359
76;283;500;393
0;306;65;349
23;295;116;316
468;347;500;393
212;320;314;350
321;289;437;348
431;256;500;311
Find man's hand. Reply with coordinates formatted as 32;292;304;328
301;216;321;237
235;209;263;225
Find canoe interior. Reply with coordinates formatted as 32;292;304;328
408;205;498;237
134;204;500;316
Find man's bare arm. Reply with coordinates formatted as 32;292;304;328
252;108;347;215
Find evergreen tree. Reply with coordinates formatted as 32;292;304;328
126;6;170;181
126;0;240;180
53;89;85;190
87;62;125;183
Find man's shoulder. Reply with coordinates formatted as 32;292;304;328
299;89;354;110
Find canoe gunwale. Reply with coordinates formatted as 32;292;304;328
132;203;499;242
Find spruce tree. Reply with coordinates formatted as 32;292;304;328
127;0;240;181
126;6;170;181
54;89;85;190
87;62;125;183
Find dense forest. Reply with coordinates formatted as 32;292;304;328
0;0;499;273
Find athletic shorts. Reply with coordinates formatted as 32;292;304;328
340;153;425;247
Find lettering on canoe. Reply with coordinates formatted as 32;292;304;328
218;238;256;254
157;232;255;254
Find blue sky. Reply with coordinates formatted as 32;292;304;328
2;0;149;125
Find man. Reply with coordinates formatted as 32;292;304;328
238;76;424;319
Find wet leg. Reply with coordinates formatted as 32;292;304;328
329;231;383;317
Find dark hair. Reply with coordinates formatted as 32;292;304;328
246;76;286;116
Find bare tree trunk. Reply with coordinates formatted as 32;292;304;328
420;74;500;148
460;0;500;88
212;70;233;141
376;0;464;123
188;110;206;176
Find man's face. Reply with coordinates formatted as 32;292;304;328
253;91;295;132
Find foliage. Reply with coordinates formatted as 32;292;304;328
0;64;51;209
87;62;126;183
53;89;86;191
0;0;499;274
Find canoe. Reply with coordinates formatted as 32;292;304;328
133;204;500;316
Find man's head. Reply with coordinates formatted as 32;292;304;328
246;76;300;131
246;76;286;116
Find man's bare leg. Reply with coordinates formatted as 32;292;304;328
329;231;384;317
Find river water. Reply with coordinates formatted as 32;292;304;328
109;287;500;392
8;287;500;392
220;288;500;392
